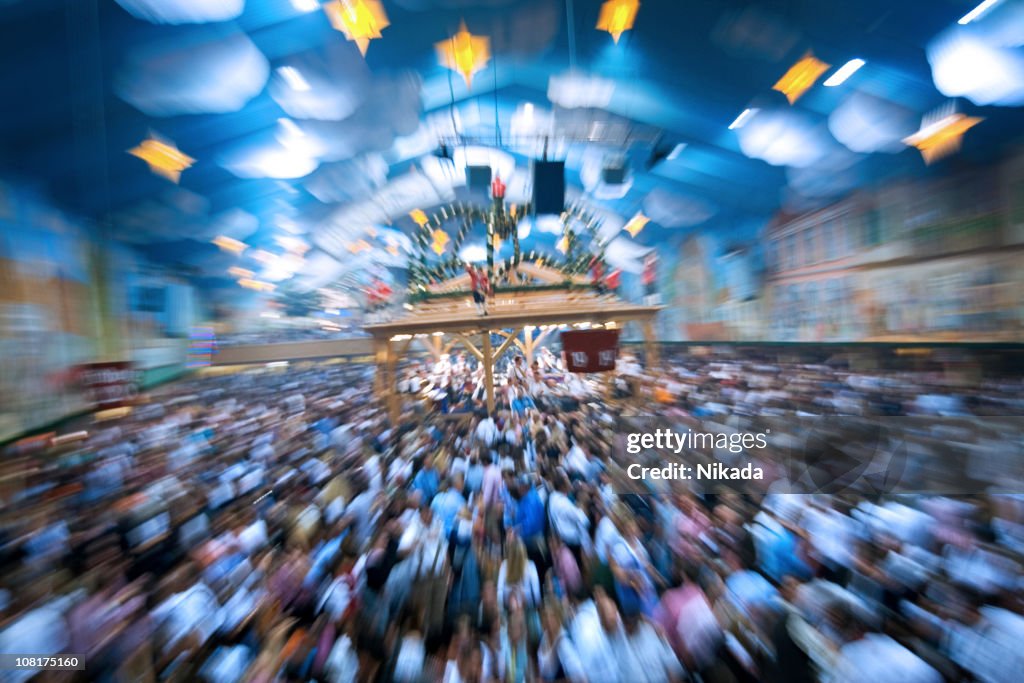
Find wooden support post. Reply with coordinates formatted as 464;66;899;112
521;326;553;367
642;318;659;370
482;329;495;415
373;336;388;402
423;335;444;362
451;333;483;361
386;339;400;424
494;327;521;364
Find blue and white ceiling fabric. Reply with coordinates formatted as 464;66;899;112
1;0;1023;295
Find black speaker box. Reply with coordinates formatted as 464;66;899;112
532;160;565;214
601;163;626;185
467;165;492;190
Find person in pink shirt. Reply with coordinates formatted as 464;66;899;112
653;564;722;674
480;452;505;509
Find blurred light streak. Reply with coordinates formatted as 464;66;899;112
666;143;687;160
277;66;311;92
959;0;1001;24
292;0;320;11
728;108;759;130
823;58;866;86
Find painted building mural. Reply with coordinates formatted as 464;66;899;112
0;180;199;441
655;150;1024;343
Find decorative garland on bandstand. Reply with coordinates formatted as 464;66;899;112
407;197;611;296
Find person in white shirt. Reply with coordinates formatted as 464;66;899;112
564;440;590;479
475;413;499;448
548;475;590;566
612;611;685;683
497;537;541;609
568;592;622;683
538;602;586;683
826;606;940;683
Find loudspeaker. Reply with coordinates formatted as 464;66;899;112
532;160;565;214
601;162;626;185
467;165;492;191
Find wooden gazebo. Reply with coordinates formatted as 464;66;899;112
364;264;662;422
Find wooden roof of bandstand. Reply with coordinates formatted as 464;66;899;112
364;264;662;420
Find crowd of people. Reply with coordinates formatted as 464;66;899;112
1;348;1023;682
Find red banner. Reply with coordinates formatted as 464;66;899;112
561;329;620;373
75;362;140;409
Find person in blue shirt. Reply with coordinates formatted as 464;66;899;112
506;476;548;576
430;474;466;536
511;479;545;541
411;456;440;503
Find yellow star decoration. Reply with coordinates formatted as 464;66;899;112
409;209;429;227
431;229;450;248
773;52;830;104
436;21;491;88
556;235;569;254
597;0;640;44
492;232;503;252
324;0;389;56
903;113;983;165
623;211;649;238
213;235;247;255
346;239;372;254
128;138;194;183
237;278;275;292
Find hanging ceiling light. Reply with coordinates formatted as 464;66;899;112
436;21;491;88
324;0;390;56
597;0;640;44
128;137;194;183
773;52;830;104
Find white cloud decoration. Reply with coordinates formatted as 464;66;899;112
829;92;918;154
737;109;834;168
603;236;652;275
642;188;717;228
548;71;615;109
115;27;268;116
269;43;371;121
928;26;1024;107
115;0;244;24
